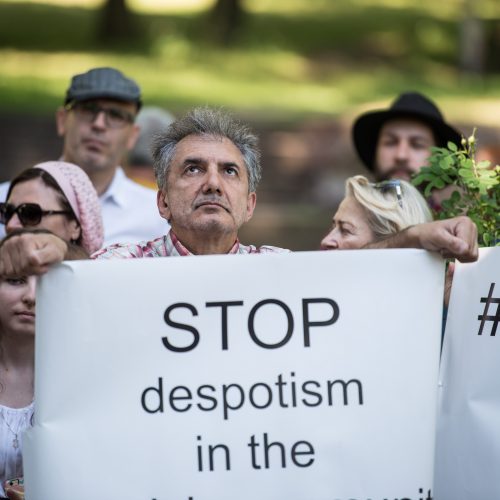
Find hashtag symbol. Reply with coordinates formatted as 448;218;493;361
478;283;500;336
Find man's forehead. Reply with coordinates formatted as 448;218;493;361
379;118;434;138
174;134;244;163
78;98;138;111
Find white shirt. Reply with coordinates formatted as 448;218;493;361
97;167;168;247
0;168;169;248
0;181;10;241
0;401;34;496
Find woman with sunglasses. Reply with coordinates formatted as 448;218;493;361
1;161;103;254
0;161;103;500
320;175;433;250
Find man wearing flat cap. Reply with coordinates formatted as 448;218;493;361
352;92;462;207
0;67;168;247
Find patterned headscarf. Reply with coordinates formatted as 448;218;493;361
34;161;104;254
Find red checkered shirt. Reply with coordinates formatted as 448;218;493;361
92;231;289;259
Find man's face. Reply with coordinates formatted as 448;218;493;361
374;118;435;182
157;134;256;243
56;99;139;176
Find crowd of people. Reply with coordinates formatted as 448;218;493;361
0;66;480;499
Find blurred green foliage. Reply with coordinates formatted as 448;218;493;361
0;0;499;117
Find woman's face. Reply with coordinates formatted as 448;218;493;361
6;178;80;243
320;196;375;250
0;276;36;337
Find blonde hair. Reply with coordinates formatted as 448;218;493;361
345;175;433;240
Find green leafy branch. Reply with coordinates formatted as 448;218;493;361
412;129;499;247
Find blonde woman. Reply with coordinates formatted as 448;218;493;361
320;175;433;250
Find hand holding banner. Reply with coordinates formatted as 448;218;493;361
435;247;500;500
24;249;444;500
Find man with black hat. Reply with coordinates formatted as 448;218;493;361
0;67;168;247
352;92;462;205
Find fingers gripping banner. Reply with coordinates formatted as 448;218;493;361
24;250;444;500
434;247;500;499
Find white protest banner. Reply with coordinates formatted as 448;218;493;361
24;249;444;500
434;247;500;499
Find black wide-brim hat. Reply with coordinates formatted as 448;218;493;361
352;92;462;172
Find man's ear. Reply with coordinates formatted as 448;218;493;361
126;124;140;151
55;107;67;137
157;189;171;222
245;192;257;222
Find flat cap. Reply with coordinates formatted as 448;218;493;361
64;67;142;107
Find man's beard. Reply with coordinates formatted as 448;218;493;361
375;164;414;182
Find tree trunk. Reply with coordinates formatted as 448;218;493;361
98;0;137;43
459;0;486;75
209;0;244;45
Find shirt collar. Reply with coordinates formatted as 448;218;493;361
100;167;127;207
168;231;241;256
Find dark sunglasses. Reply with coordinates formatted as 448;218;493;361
66;101;135;129
0;202;72;226
370;180;404;208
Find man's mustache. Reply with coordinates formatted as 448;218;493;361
376;164;414;182
194;195;230;212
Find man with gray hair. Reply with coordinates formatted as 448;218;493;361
0;106;478;275
94;106;283;257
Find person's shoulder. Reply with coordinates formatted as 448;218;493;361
258;245;291;253
241;244;291;254
92;235;169;260
120;174;158;198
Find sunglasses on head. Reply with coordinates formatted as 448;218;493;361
0;202;72;227
370;180;404;208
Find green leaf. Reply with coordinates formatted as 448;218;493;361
463;158;474;169
464;178;479;189
438;159;448;170
459;168;474;178
431;164;443;175
447;141;458;152
479;170;499;179
476;160;492;170
412;173;437;186
450;190;461;203
441;199;452;210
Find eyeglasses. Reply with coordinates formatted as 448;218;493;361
371;180;403;208
0;203;72;227
66;101;135;129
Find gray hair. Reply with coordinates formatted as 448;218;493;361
128;106;175;167
152;107;261;192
